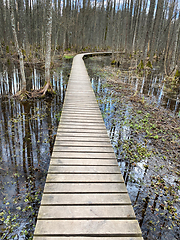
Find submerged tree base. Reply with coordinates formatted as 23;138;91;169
13;82;55;100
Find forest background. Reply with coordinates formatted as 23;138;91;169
0;0;180;239
0;0;180;93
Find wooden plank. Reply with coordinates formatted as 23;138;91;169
34;237;144;240
63;106;100;109
52;146;114;153
55;136;110;142
64;102;99;104
62;112;102;116
60;117;104;121
57;129;107;133
62;109;101;113
49;159;118;165
54;141;112;147
44;183;128;193
41;193;132;205
60;114;102;118
46;173;123;182
34;219;142;236
59;122;105;126
60;119;104;123
57;124;107;129
63;108;100;110
48;166;121;173
65;97;95;100
55;133;109;137
51;152;115;158
37;205;136;219
64;97;96;99
63;108;100;111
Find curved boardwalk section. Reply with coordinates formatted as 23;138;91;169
33;54;143;240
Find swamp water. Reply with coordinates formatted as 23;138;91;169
0;55;179;240
0;60;72;239
85;56;180;240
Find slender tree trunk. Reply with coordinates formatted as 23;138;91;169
10;0;26;92
45;0;52;85
112;0;116;59
41;0;46;58
163;1;176;74
143;0;156;61
171;12;180;72
132;0;142;53
149;0;164;62
0;0;7;44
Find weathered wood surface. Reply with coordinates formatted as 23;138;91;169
46;173;124;182
34;238;143;240
40;193;132;205
33;53;143;239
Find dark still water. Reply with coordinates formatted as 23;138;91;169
0;60;72;239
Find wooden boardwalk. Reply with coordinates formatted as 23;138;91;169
33;54;143;240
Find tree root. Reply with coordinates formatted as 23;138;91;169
13;82;55;100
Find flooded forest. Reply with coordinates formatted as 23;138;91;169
0;0;180;239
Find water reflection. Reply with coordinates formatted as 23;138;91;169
0;60;71;239
88;57;180;114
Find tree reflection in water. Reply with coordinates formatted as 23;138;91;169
0;60;71;239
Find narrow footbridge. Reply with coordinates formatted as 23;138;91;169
33;53;143;239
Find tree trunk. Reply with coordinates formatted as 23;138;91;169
149;0;164;62
143;0;156;61
171;12;180;72
10;0;26;92
45;0;52;85
163;1;176;74
132;0;142;53
0;0;7;44
112;0;116;60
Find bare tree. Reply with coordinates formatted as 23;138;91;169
142;0;155;61
149;0;165;62
170;11;180;73
10;0;26;93
0;0;180;84
132;0;142;53
39;0;54;96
